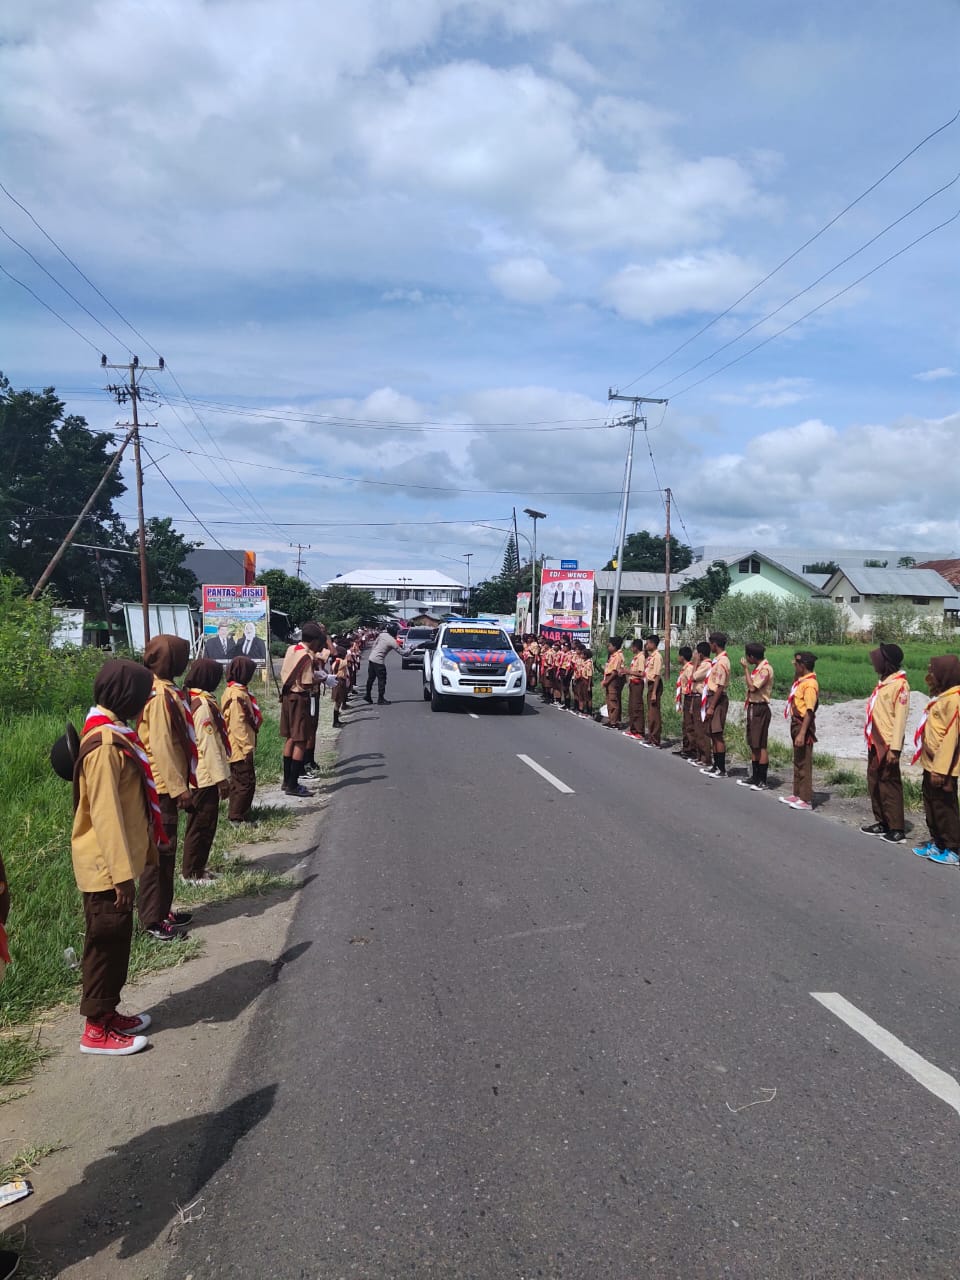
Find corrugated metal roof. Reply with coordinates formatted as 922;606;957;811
322;568;466;589
832;566;955;596
915;559;960;587
594;570;694;592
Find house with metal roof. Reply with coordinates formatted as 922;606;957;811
821;566;957;634
322;569;468;622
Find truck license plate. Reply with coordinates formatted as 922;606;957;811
473;686;492;695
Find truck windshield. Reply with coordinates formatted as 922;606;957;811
443;629;513;650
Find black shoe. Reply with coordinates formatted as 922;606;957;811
881;830;906;844
167;910;193;926
362;695;373;704
0;1248;20;1280
146;921;187;943
860;822;888;837
377;698;391;705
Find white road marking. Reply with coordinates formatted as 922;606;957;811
469;713;479;719
517;754;574;794
812;992;960;1119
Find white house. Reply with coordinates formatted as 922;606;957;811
821;566;956;633
323;569;467;621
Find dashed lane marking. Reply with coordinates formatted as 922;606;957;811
517;753;574;794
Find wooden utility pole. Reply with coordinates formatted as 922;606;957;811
103;354;164;645
663;487;672;678
290;542;311;579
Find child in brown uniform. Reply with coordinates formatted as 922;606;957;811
222;655;261;825
689;641;713;766
625;638;646;739
911;655;960;865
700;632;731;777
72;659;162;1055
137;635;197;941
182;659;231;884
642;635;664;748
861;643;910;843
279;621;325;796
780;652;819;811
739;642;774;790
602;636;626;729
673;646;695;758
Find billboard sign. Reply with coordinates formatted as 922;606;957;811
515;591;532;635
202;585;269;665
560;559;579;570
537;568;594;644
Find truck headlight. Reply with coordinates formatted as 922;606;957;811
440;656;459;673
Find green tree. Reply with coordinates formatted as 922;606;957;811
256;569;318;628
804;561;839;575
500;535;520;582
603;530;692;573
108;517;199;605
0;373;130;610
471;557;535;616
897;556;916;568
685;559;731;618
315;583;394;631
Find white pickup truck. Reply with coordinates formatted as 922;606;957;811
422;620;526;714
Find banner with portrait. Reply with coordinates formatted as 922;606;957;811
202;585;269;666
537;568;594;644
515;592;532;635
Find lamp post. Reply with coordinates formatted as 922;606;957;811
523;508;547;634
463;553;473;616
398;576;411;622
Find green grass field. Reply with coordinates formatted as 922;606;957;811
757;643;955;702
0;693;289;1080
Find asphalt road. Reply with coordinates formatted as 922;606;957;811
172;666;960;1280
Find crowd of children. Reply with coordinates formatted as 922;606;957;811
521;631;960;855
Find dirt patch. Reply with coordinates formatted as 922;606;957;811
0;768;330;1279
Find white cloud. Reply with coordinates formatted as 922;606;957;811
913;367;957;382
547;42;601;84
714;377;813;409
602;250;758;322
381;288;426;303
488;257;561;304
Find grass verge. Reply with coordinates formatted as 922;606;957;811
0;1032;50;1089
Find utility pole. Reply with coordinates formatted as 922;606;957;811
606;391;668;633
290;542;311;579
463;553;473;614
523;508;546;633
663;487;672;679
103;354;164;645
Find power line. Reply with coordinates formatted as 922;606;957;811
139;442;253;573
670;206;960;400
618;105;960;391
0;260;102;352
650;171;960;395
123;514;518;528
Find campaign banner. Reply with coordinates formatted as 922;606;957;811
515;592;532;635
537;568;594;643
202;585;269;665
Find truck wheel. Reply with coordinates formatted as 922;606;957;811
431;687;446;712
507;696;525;716
422;683;431;701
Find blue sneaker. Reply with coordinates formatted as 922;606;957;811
927;848;960;866
912;842;936;858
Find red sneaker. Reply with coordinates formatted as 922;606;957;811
80;1020;148;1056
110;1011;151;1034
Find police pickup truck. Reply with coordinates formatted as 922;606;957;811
422;620;526;714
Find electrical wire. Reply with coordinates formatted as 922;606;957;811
617;105;960;391
0;261;102;353
669;207;960;400
649;172;960;395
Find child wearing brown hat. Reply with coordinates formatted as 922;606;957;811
222;655;262;825
861;643;909;843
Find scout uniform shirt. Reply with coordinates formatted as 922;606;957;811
705;651;731;697
745;658;774;703
786;673;819;738
690;657;711;695
72;710;159;892
644;648;664;684
189;689;232;788
280;643;317;693
913;684;960;774
138;676;196;798
222;681;261;763
865;670;910;754
602;649;625;685
676;658;694;708
628;650;645;685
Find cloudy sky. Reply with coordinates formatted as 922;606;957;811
1;0;958;588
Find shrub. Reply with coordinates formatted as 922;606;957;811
0;575;104;716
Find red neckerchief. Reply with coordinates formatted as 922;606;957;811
81;707;166;846
189;689;232;756
744;660;772;709
912;689;960;765
785;672;817;720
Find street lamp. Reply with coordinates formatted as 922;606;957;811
398;576;411;622
523;508;547;633
463;553;473;616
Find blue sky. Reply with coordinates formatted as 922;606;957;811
1;0;958;589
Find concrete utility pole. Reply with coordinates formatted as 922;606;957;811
103;354;165;645
290;542;311;579
664;486;672;678
606;391;668;633
523;508;546;632
463;553;473;614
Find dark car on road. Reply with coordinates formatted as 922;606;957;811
400;626;437;669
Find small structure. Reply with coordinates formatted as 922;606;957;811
322;569;468;622
821;566;956;633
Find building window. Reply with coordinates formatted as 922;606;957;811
850;596;861;604
672;605;687;626
834;596;845;604
738;558;750;574
739;557;761;574
912;597;930;605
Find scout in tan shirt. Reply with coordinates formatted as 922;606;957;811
71;659;160;1056
861;642;910;842
912;655;960;862
700;632;731;776
739;641;775;790
137;635;197;941
689;641;713;766
602;636;626;729
779;652;819;810
642;635;664;747
222;654;262;824
183;659;231;884
625;639;646;738
280;621;327;795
